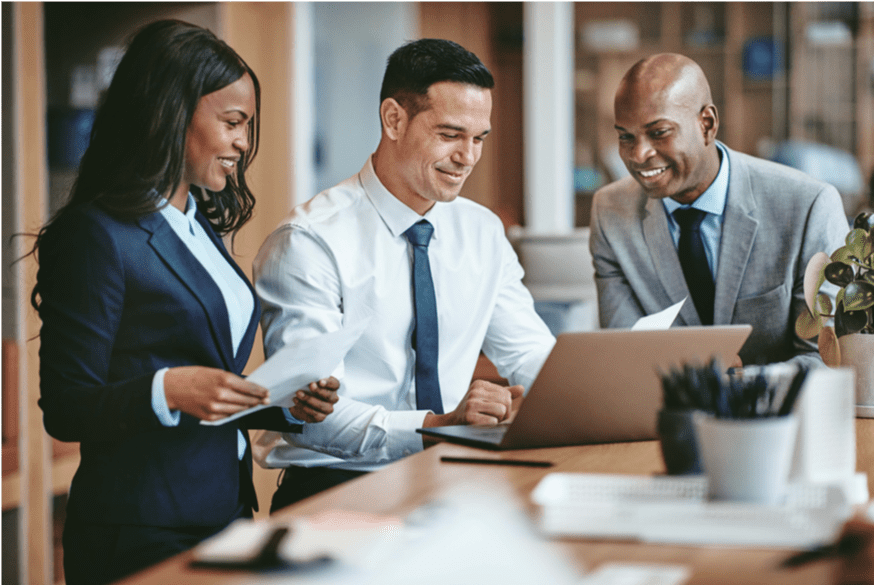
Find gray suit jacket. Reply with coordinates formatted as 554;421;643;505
590;143;848;367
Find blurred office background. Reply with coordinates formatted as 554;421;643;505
3;3;873;583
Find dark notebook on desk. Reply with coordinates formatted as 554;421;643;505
416;325;752;450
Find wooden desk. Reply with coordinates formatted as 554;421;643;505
119;419;872;585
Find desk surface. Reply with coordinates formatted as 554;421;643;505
119;419;872;585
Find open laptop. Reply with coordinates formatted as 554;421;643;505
416;325;752;450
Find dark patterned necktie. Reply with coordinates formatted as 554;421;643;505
673;208;715;325
404;220;443;413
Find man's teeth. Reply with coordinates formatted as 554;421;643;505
639;167;666;178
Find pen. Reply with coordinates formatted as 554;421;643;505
440;456;553;468
780;533;865;568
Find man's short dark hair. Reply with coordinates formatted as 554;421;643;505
380;38;494;120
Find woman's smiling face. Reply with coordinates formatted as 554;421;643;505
181;73;256;198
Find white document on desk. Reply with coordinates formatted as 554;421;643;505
200;320;369;426
631;297;686;330
532;473;852;548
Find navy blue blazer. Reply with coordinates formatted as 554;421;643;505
37;203;300;527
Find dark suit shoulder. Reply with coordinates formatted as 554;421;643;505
44;202;144;243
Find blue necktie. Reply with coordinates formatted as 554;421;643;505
404;220;443;414
674;208;715;326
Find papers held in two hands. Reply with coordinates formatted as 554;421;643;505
200;321;369;426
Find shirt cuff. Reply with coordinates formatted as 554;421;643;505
152;367;181;427
384;409;430;458
282;408;307;426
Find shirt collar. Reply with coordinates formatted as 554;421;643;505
662;142;730;216
158;192;198;234
360;155;443;240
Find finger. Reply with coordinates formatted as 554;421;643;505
507;385;525;399
464;411;500;425
226;377;270;401
291;400;328;423
305;386;340;403
464;398;507;421
320;376;341;390
200;401;250;420
295;391;335;414
216;387;268;407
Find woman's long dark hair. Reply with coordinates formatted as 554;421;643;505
29;19;261;309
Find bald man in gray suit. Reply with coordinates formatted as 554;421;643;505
590;53;847;367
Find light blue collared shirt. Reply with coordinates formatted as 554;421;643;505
661;142;730;278
150;193;302;460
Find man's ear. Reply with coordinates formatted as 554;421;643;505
380;98;407;141
700;104;719;145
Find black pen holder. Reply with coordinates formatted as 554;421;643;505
657;408;702;475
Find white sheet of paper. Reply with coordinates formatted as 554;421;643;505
631;298;686;331
200;320;369;426
580;563;691;585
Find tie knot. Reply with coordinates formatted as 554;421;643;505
673;208;707;231
404;220;434;248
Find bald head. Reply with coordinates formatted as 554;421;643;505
616;53;713;118
612;54;721;204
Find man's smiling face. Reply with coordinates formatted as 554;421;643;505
390;81;492;214
614;83;717;205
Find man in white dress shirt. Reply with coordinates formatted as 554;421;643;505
253;38;555;511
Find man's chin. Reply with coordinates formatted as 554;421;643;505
434;187;463;203
639;184;671;200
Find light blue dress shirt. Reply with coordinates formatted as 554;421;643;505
150;193;301;460
661;142;730;279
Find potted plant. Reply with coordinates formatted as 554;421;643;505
796;211;874;416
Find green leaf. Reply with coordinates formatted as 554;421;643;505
831;246;853;265
814;292;832;316
824;261;855;287
835;300;868;336
846;228;873;262
795;309;824;339
844;281;874;311
853;212;874;232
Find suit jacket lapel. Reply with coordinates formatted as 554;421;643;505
193;212;261;373
642;196;702;325
138;212;236;371
714;147;759;325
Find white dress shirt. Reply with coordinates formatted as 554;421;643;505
661;141;730;278
150;193;256;459
253;156;555;471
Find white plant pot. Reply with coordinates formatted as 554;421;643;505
838;333;874;418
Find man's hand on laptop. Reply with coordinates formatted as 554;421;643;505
422;381;524;428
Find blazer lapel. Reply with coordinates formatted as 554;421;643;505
138;212;236;371
714;148;759;325
642;197;701;325
193;212;261;373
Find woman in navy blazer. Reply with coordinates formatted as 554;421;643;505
31;20;338;585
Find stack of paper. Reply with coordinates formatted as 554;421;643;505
531;473;853;548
